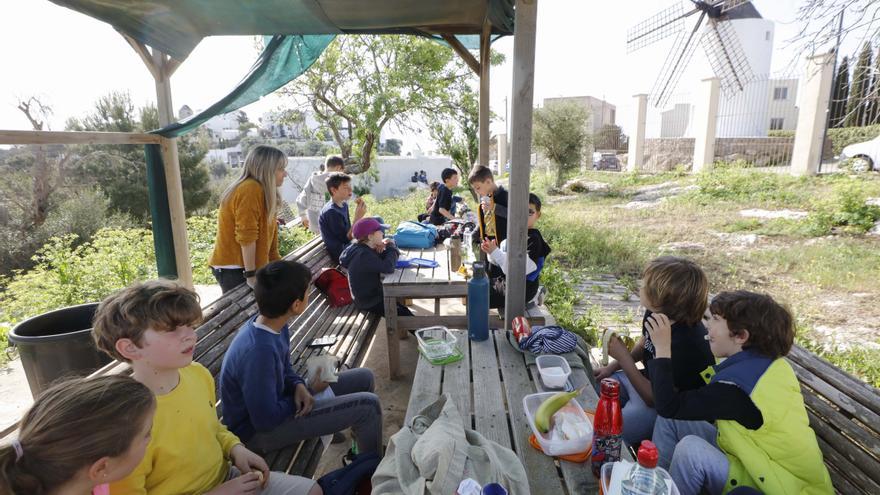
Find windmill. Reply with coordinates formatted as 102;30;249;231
627;0;756;108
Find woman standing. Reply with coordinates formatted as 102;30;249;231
210;145;286;293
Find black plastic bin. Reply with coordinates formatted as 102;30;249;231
8;302;112;398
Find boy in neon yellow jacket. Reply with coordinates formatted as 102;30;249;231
646;291;832;495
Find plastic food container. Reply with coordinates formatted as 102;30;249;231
535;355;571;389
600;461;680;495
415;326;462;365
523;392;593;456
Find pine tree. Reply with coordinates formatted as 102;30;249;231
831;56;850;128
845;43;872;127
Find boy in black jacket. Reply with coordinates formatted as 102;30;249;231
339;218;413;317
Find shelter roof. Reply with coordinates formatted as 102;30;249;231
49;0;515;59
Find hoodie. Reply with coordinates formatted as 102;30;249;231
339;241;400;310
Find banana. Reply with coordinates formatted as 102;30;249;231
534;388;582;433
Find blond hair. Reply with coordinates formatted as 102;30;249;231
0;375;155;495
221;145;286;221
642;256;709;326
92;279;202;362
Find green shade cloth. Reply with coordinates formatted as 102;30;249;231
155;34;335;137
49;0;515;60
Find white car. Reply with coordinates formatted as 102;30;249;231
841;135;880;172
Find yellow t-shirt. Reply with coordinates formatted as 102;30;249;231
110;363;241;495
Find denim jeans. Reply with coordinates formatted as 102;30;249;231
212;267;246;294
246;368;383;455
613;370;658;446
652;416;729;495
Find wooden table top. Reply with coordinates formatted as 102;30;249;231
382;245;468;288
405;329;630;494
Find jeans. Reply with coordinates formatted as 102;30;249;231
613;370;658;446
212;267;246;294
652;416;729;495
246;368;383;455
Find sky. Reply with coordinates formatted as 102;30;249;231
0;0;863;154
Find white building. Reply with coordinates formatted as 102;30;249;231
767;78;799;131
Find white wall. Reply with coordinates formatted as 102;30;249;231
279;155;454;205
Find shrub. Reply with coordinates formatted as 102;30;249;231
808;181;880;234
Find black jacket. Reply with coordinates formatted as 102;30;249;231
339;242;399;310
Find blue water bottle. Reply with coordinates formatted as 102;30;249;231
468;262;490;341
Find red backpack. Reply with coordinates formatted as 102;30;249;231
314;268;353;307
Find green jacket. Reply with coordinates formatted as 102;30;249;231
703;351;833;494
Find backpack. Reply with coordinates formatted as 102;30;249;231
393;221;438;249
317;452;380;495
314;268;353;307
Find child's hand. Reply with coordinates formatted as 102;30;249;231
593;365;615;381
354;198;367;219
207;472;262;494
607;335;632;363
480;238;498;254
229;444;269;490
294;383;315;417
310;379;330;393
645;313;673;358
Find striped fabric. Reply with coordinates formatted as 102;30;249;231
518;326;578;355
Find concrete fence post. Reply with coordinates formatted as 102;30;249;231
627;94;648;172
692;77;721;173
791;52;835;176
497;133;507;173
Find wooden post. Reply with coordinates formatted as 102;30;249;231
479;19;491;168
152;50;193;288
692;78;720;173
504;0;539;327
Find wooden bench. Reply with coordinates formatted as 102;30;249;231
0;234;381;480
786;345;880;495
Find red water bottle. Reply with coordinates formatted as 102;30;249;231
591;378;623;478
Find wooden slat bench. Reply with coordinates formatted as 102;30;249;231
786;345;880;495
0;233;381;481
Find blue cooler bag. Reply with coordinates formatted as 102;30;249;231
393;221;438;248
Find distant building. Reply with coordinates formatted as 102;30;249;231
178;105;193;120
207;144;243;167
543;96;616;133
767;78;798;131
661;103;692;138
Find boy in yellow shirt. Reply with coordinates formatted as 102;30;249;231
92;280;321;495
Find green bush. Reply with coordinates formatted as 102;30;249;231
827;124;880;156
809;181;880;234
694;165;809;206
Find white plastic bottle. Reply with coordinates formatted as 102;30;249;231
621;440;672;495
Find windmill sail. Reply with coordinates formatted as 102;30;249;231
626;3;688;53
651;11;706;108
702;19;754;97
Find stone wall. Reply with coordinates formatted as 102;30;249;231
638;136;827;172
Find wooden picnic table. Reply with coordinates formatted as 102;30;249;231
382;245;552;378
404;329;633;494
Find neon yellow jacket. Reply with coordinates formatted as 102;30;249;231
703;352;833;494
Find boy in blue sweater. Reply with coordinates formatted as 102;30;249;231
219;260;383;457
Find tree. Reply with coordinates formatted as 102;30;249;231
845;44;873;127
66;91;211;218
869;47;880;125
791;1;880;63
382;138;402;156
594;124;628;152
429;79;479;200
281;35;465;171
533;101;591;188
830;56;850;128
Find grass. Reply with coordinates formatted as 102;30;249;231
532;166;880;387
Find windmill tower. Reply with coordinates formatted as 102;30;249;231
628;1;774;137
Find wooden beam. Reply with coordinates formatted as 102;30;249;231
152;49;194;289
120;33;160;80
442;34;480;75
0;130;161;145
478;19;491;168
504;0;539;327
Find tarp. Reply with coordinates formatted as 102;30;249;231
49;0;515;60
155;34;334;137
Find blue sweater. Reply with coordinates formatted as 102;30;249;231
219;317;306;441
319;200;351;263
